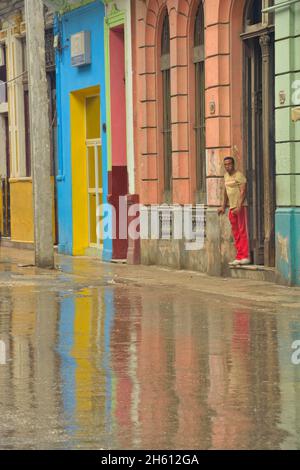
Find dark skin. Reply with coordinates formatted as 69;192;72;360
218;159;247;216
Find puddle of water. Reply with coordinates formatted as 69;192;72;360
0;282;300;450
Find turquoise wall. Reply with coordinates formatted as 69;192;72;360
275;0;300;285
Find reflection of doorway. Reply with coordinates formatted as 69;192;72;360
242;1;275;267
85;95;103;250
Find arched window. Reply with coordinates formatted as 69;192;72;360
245;0;262;26
161;12;172;201
194;3;206;201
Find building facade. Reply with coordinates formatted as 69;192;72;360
55;0;111;258
0;2;57;246
275;0;300;285
131;0;300;285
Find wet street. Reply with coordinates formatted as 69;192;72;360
0;248;300;450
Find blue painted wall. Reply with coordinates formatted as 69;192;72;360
276;209;300;286
55;1;112;260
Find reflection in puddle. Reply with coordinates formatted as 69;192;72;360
0;282;300;449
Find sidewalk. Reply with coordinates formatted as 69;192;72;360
0;246;299;310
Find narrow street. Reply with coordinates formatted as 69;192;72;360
0;247;300;450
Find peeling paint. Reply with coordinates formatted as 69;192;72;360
277;233;289;263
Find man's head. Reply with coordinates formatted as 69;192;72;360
224;156;235;175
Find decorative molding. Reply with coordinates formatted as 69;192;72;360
105;4;125;27
259;33;271;59
42;0;95;13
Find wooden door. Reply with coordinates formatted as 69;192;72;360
244;33;275;266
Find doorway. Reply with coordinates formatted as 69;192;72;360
242;3;275;266
70;86;103;256
108;24;128;259
85;95;103;250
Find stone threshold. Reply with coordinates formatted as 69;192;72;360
230;264;275;272
230;264;276;283
0;238;34;251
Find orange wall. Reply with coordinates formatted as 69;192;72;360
132;0;246;207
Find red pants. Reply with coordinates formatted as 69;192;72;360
229;207;249;260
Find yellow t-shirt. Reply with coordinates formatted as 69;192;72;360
224;171;247;209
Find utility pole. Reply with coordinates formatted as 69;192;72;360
24;0;54;268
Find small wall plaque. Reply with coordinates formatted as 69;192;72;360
209;100;216;115
279;90;286;105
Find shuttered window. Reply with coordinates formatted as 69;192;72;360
161;13;172;202
194;4;206;201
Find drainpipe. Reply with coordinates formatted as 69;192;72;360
262;0;300;13
54;14;64;183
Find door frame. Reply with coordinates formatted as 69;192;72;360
86;137;103;249
242;26;276;267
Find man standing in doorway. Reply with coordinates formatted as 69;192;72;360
218;157;250;266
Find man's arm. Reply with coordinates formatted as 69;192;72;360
218;186;228;215
235;183;247;212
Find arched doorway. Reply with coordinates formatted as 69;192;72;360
242;0;275;266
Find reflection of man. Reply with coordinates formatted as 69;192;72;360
218;157;250;266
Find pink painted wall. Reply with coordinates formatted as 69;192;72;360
110;27;127;167
132;0;248;207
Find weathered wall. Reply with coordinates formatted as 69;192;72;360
9;178;56;243
275;0;300;285
132;0;244;276
10;180;34;242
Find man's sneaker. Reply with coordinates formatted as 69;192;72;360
229;259;240;266
239;258;251;265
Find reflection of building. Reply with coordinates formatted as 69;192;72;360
110;288;134;448
137;293;179;449
207;310;284;449
57;282;116;448
0;287;61;448
0;3;57;245
71;291;107;444
173;300;211;449
277;315;300;449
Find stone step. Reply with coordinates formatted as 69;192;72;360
229;264;276;283
0;238;34;251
